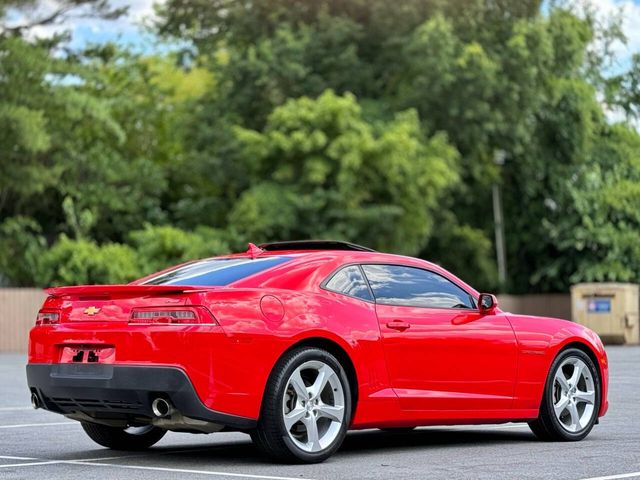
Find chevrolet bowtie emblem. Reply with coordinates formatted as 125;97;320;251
83;306;101;316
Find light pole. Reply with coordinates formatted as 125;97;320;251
493;150;507;287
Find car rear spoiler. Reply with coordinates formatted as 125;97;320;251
45;285;208;297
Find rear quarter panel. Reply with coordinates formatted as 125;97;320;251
192;287;388;421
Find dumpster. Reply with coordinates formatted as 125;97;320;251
571;283;639;344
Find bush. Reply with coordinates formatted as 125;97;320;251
129;224;231;275
0;223;236;287
37;236;140;286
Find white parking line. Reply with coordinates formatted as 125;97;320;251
0;446;249;465
0;454;144;463
71;454;145;462
578;473;640;480
0;455;314;480
64;461;315;480
0;421;75;429
72;447;229;463
0;461;61;469
0;406;32;411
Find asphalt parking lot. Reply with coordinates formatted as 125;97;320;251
1;347;638;480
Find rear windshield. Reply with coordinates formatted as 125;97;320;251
142;256;293;286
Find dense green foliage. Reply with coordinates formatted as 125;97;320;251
230;91;459;254
1;0;639;291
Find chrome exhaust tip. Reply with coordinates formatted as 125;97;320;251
151;398;173;418
31;392;40;409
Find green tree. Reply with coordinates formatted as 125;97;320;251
229;90;459;254
154;1;556;289
0;0;125;38
2;0;640;292
534;124;640;285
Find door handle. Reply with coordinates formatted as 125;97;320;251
386;320;410;331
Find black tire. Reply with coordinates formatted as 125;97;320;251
251;347;352;463
528;348;601;441
81;422;166;450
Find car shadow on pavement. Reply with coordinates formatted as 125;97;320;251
50;427;535;466
340;427;535;454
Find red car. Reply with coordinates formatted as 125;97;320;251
27;241;608;463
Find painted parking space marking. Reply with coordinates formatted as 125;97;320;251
64;461;315;480
0;406;33;411
0;455;315;480
0;444;252;465
578;473;640;480
70;454;149;462
0;421;75;429
0;461;61;468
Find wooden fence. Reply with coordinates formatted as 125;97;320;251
0;289;47;353
0;289;571;353
497;294;572;321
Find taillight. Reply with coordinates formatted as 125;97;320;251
129;307;217;325
36;311;60;326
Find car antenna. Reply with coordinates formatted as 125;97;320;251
247;243;265;259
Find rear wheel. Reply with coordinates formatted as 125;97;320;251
528;348;600;441
81;422;166;450
251;347;352;463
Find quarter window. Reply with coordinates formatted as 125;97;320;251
324;266;374;302
361;264;474;309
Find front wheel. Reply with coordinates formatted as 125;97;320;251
528;348;601;441
81;422;166;450
251;347;352;463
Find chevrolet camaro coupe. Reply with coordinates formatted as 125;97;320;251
27;240;608;463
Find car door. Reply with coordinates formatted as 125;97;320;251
362;264;518;413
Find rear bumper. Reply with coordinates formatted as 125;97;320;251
26;363;256;431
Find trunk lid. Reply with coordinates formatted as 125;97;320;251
45;285;210;323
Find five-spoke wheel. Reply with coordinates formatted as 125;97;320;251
529;348;601;441
551;356;596;433
251;347;351;463
282;360;346;453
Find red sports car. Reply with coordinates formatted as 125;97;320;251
27;241;608;463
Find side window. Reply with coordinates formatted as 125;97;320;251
361;264;474;309
324;265;374;302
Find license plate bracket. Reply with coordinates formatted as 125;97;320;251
60;346;115;364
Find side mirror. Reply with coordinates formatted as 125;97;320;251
478;293;498;314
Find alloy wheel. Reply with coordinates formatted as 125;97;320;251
282;360;345;453
552;356;596;433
